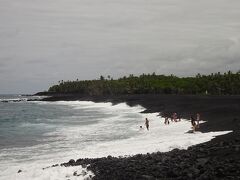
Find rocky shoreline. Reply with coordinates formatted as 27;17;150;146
61;139;240;180
41;94;240;179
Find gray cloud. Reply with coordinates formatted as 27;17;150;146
0;62;6;68
0;0;240;93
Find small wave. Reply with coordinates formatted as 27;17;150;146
19;122;54;129
33;100;146;114
0;95;46;103
0;98;28;103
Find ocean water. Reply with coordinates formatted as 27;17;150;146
0;95;231;180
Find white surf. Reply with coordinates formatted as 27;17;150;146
0;101;231;180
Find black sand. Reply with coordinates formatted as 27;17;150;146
42;94;240;179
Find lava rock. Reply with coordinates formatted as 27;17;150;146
141;175;155;180
68;159;75;165
196;158;209;167
17;170;22;173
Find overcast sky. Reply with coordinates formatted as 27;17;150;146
0;0;240;94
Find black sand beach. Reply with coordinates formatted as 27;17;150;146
42;94;240;179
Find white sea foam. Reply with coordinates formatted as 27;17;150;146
0;98;28;102
0;163;94;180
0;95;44;102
0;101;232;180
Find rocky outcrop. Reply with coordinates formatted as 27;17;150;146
62;138;240;180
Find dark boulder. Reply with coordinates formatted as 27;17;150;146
17;170;22;173
68;159;75;165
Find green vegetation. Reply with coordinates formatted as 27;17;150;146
48;71;240;95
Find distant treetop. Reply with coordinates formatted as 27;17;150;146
47;71;240;96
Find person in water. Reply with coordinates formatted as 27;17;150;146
172;113;177;122
196;113;200;128
190;116;196;132
164;117;169;125
145;118;149;131
139;126;144;131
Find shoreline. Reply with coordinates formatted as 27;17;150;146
41;94;240;133
41;94;240;179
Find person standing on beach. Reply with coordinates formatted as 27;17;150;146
190;116;196;132
172;113;177;122
196;113;200;128
145;118;149;130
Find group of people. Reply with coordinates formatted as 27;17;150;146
164;112;181;125
139;113;201;132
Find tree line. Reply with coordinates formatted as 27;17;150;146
47;71;240;95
